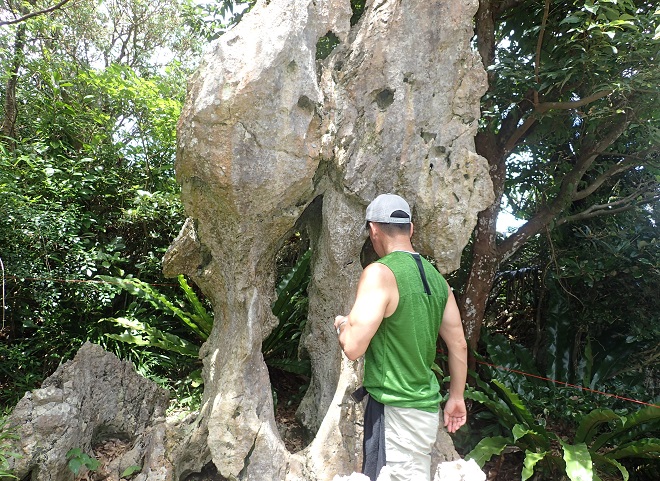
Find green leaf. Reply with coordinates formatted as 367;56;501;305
609;438;660;460
85;456;100;471
103;316;200;357
574;409;621;444
512;424;544;443
121;465;142;477
561;440;593;481
272;249;311;316
105;331;151;347
491;380;538;430
560;15;583;25
68;458;83;475
465;436;511;467
592;406;660;451
178;275;213;336
522;450;547;481
591;453;629;481
621;406;660;431
545;291;572;384
98;276;208;340
464;387;518;429
584;2;599;15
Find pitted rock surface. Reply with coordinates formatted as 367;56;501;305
166;0;493;479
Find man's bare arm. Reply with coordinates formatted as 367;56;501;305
334;263;394;360
439;288;468;433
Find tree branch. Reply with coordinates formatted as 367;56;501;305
502;90;612;154
493;0;528;17
536;90;613;114
573;154;653;201
476;0;497;85
0;0;74;26
534;0;551;105
497;113;630;263
556;189;660;226
556;113;630;200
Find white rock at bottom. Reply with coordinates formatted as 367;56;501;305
332;460;486;481
332;466;392;481
434;459;486;481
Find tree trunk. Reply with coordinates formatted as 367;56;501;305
459;129;506;366
1;22;26;148
459;210;499;367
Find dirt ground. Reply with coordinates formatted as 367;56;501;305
270;368;310;453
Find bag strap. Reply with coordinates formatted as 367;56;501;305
411;253;431;295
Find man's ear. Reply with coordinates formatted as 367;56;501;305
409;222;414;238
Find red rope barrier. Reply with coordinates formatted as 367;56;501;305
436;347;659;409
5;274;659;409
476;359;660;409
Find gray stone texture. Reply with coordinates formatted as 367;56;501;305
6;342;170;481
167;0;492;479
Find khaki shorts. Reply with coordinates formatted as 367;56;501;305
383;405;439;481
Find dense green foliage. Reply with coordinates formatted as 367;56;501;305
447;236;660;474
465;374;660;480
0;416;19;478
98;243;312;393
460;0;660;359
457;3;660;474
265;247;312;377
0;0;200;406
102;274;213;353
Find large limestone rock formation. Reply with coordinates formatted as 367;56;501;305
162;0;493;479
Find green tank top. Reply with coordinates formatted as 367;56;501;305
363;251;448;412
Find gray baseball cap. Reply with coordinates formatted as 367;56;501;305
365;193;411;224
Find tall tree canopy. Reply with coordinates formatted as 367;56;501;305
461;0;659;356
0;0;210;404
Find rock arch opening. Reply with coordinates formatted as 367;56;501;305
268;230;312;452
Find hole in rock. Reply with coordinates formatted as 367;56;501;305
316;31;340;60
19;471;33;481
286;60;298;74
181;461;228;481
350;0;367;26
267;224;313;452
431;145;446;157
90;436;133;476
421;130;437;143
91;425;131;446
360;235;379;269
375;88;395;110
296;95;315;113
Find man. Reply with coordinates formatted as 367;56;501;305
334;193;468;481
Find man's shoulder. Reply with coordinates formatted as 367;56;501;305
361;261;396;288
363;261;394;277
